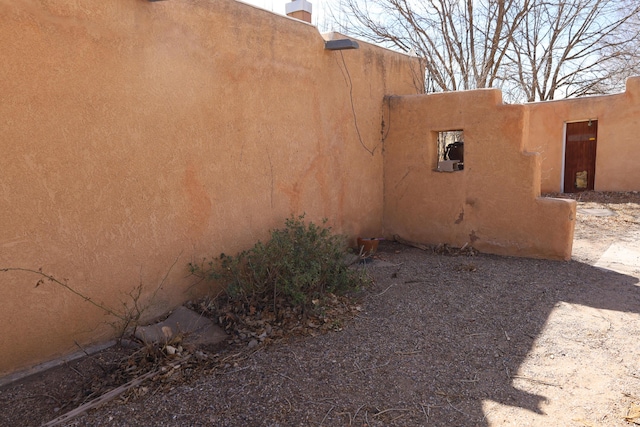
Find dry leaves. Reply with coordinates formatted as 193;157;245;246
626;403;640;424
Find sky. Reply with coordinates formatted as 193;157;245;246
239;0;286;14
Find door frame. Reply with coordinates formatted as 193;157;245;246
561;118;598;193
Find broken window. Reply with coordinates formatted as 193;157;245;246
436;130;464;172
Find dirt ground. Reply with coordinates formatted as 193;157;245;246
1;191;639;427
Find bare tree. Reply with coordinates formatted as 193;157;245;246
592;2;640;95
508;0;640;101
331;0;640;102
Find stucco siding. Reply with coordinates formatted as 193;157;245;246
383;90;576;260
0;0;421;375
525;77;640;193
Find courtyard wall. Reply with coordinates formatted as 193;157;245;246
6;0;633;379
525;77;640;193
0;0;421;375
383;89;576;260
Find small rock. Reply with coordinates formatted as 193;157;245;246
247;339;259;349
135;306;227;346
165;345;177;355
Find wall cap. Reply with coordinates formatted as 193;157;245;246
286;0;312;15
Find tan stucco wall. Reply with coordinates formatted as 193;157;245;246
0;0;422;376
383;89;576;260
525;77;640;193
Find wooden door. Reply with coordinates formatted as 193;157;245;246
564;120;597;193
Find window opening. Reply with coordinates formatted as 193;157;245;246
436;130;464;172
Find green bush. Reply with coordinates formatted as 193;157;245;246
189;215;365;310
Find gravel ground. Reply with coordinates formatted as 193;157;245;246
1;191;639;427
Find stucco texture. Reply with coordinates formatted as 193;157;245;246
525;77;640;193
383;89;576;260
0;0;422;375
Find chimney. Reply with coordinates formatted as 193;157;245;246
286;0;312;23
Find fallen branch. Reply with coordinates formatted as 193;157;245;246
349;360;390;375
278;373;294;381
43;369;158;426
446;400;472;418
511;375;562;388
372;408;411;418
394;350;422;356
419;403;429;422
393;235;429;251
374;284;395;297
319;405;334;426
353;403;365;424
43;355;191;426
284;397;293;413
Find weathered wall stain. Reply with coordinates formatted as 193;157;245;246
3;0;635;378
0;0;420;375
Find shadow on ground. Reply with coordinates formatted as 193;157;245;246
58;241;640;426
322;243;640;425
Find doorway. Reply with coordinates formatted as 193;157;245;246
564;120;598;193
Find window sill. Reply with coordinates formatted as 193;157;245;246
436;160;464;172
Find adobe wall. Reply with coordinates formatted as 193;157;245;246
383;89;576;260
0;0;421;376
525;77;640;193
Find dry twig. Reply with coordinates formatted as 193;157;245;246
372;407;411;418
41;359;184;427
394;350;422;355
319;406;334;426
374;283;395;297
349;360;390;375
393;235;429;250
511;375;562;388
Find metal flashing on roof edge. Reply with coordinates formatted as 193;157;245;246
286;0;313;15
324;39;360;50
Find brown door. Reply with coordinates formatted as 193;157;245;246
564;120;597;193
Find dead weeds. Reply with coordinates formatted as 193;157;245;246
1;191;639;426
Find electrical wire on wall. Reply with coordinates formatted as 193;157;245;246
339;51;376;156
